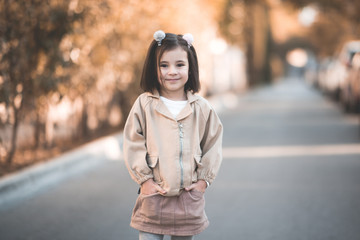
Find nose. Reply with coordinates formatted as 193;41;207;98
168;65;177;75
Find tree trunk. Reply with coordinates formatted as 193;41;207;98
6;106;20;164
80;103;89;138
33;111;43;150
244;0;272;85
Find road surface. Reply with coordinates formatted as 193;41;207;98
1;78;359;240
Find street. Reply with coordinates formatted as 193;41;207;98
1;78;360;240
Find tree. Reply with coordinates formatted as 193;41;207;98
282;0;360;56
220;0;273;85
0;0;76;163
283;0;360;27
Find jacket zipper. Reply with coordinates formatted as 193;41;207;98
178;122;184;189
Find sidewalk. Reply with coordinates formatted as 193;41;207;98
0;133;123;210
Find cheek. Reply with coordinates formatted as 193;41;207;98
157;68;164;82
183;69;190;78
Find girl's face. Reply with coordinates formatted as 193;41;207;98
158;47;189;100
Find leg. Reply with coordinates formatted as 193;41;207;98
171;236;194;240
139;231;164;240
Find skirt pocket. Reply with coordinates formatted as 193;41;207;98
181;190;207;225
132;193;162;224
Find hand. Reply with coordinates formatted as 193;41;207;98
185;180;207;193
141;178;167;195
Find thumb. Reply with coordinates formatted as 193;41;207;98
155;184;167;194
185;183;195;191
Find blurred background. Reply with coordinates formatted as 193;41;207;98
0;0;359;175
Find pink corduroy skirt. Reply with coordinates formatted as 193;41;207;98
130;190;209;236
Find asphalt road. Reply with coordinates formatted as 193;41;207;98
0;78;359;240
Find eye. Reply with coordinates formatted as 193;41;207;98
160;64;168;68
177;63;186;67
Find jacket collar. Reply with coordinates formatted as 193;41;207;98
147;90;199;121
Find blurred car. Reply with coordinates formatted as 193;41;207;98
323;58;346;99
340;52;360;113
321;40;360;101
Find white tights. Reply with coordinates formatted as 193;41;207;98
139;231;194;240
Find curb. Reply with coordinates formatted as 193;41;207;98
0;132;123;210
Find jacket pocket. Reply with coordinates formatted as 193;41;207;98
194;155;202;165
146;155;162;183
191;155;202;182
146;155;158;168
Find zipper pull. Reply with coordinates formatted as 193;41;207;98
178;122;184;138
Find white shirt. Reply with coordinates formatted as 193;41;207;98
160;96;187;118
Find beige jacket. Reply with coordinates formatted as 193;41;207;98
123;90;223;196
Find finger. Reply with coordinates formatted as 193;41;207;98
155;184;167;194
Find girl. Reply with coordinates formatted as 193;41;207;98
123;30;223;240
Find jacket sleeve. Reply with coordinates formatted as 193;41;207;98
123;97;153;185
197;107;223;185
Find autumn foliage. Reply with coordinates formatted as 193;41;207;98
1;0;359;174
0;0;227;173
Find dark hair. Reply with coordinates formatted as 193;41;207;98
140;33;200;93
